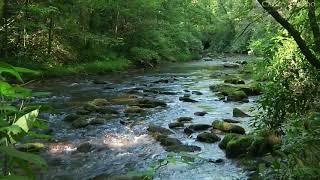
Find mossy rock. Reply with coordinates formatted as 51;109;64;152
72;117;105;128
63;114;81;122
134;98;167;108
222;134;275;159
226;135;253;158
153;133;201;152
124;106;144;114
164;144;201;152
227;90;248;102
176;117;193;123
147;125;173;136
83;103;119;114
212;120;245;134
197;132;221;143
110;94;139;105
209;84;248;102
233;108;251;117
210;83;262;98
188;124;211;131
91;98;109;106
240;83;263;96
219;133;240;149
168;122;184;129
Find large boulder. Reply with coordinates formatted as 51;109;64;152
226;135;253;158
197;132;221;143
210;84;248;102
212;121;245;134
210;83;262;99
233;108;251;117
219;133;240;149
219;133;278;158
188;124;211;131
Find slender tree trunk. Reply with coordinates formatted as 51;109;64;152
2;0;9;57
47;14;54;55
257;0;320;69
307;0;320;52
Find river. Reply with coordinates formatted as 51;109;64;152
31;55;257;180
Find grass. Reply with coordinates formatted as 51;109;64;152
42;57;130;77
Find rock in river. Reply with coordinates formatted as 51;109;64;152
77;142;94;153
188;124;211;131
63;114;81;122
154;134;201;153
124;106;144;114
212;120;245;135
179;96;198;103
147;125;173;136
168;122;185;129
197;132;221;143
233;108;251;117
194;111;208;116
177;117;193;123
134;98;167;108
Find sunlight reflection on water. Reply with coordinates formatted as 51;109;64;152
103;133;150;148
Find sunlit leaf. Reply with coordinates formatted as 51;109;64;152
13;109;39;132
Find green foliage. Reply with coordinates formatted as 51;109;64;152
0;63;47;178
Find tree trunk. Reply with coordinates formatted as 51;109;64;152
257;0;320;69
307;0;320;52
47;14;54;55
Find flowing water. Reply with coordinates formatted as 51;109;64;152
31;55;257;180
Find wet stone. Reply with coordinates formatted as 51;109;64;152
177;117;193;123
179;96;198;103
168;122;185;129
194;111;208;116
197;132;221;143
233;108;251;117
188;124;211;131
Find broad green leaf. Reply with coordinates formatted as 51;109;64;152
0;125;23;135
0;62;23;82
0;104;18;112
0;146;47;168
13;109;39;132
13;67;39;75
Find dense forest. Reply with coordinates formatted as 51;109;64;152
0;0;320;179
